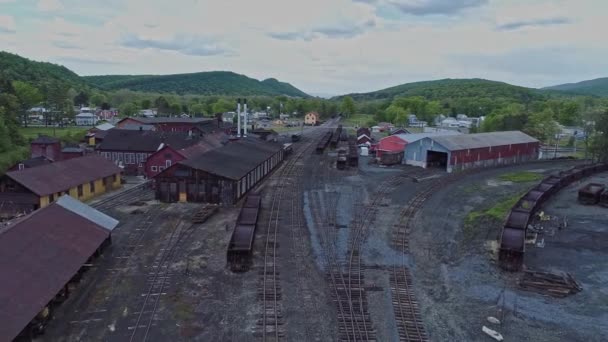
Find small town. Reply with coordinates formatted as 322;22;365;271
1;1;607;342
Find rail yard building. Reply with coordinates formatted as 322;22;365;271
0;195;118;341
0;155;121;217
115;117;219;134
405;131;539;172
153;139;284;204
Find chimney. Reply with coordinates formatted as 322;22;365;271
237;98;241;137
244;98;248;137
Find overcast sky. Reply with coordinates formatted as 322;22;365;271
0;0;607;95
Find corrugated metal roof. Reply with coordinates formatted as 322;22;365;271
5;155;121;196
394;131;461;144
119;117;214;124
31;135;60;144
95;123;115;130
56;195;119;232
98;130;200;152
430;131;539;151
0;203;111;341
176;138;283;180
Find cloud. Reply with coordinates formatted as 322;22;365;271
0;15;15;33
496;17;572;31
121;34;234;57
385;0;488;15
52;40;82;49
268;19;376;41
37;0;64;12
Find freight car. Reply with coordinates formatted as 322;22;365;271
316;132;333;154
336;148;347;170
578;183;605;205
499;163;608;271
291;134;301;142
330;125;342;148
227;193;261;272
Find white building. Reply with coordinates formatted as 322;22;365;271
75;112;98;126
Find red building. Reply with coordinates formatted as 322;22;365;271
115;117;219;134
30;135;61;161
376;135;407;158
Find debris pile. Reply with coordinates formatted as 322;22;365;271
191;204;218;223
519;270;582;298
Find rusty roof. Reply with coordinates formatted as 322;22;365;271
0;202;113;341
5;155;121;196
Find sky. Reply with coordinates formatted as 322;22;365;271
0;0;607;96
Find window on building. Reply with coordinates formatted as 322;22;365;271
90;181;95;193
125;153;133;164
159;166;165;171
49;194;54;202
165;160;172;168
18;163;24;170
152;166;158;172
77;184;83;197
112;152;118;160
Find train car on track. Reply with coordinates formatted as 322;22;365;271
336;148;347;170
316;132;333;154
578;183;605;205
291;134;301;142
227;193;262;272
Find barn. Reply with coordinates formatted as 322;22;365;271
153;139;284;205
0;195;118;341
404;131;540;172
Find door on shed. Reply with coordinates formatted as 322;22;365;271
427;150;448;169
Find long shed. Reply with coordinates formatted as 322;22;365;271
153;138;284;205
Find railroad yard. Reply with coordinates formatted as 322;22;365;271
35;122;607;342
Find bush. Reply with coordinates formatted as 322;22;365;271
0;146;30;174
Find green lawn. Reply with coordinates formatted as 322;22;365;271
498;171;544;183
19;126;88;142
341;114;374;128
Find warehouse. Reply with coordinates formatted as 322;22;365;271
0;195;118;341
0;155;122;216
405;131;539;172
154;138;284;204
376;132;460;165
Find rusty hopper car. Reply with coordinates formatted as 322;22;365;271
498;227;526;271
227;193;261;271
578;183;605;205
330;125;342;148
316;132;333;154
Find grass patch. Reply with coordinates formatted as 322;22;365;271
463;193;524;240
498;171;543;183
341;114;374;127
19;126;87;142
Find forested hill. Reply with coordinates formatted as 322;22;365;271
336;78;563;102
83;72;310;97
0;51;87;90
543;77;608;97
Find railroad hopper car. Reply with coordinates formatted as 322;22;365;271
336;148;347;170
227;193;262;272
316;132;333;154
578;183;605;205
330;125;342;148
291;134;301;142
498;163;608;271
347;135;359;167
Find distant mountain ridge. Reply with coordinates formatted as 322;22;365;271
335;78;584;102
83;72;309;97
0;51;309;97
543;77;608;97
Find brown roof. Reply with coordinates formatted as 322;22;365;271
5;155;121;196
0;203;111;341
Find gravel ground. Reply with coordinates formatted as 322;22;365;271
409;161;608;342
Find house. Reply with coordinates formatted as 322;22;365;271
357;134;372;146
401;131;539;172
144;133;226;178
356;127;371;137
0;195;118;341
153;138;285;205
389;128;411;135
377;122;394;132
0;156;122;217
30;135;61;161
97;109;118;121
279;113;290;120
222;112;236;123
86;123;115;146
304;112;320;126
139;109;157;117
75;112;98;126
96;129;203;175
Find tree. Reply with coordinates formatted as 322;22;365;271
212;98;234;114
90;93;107;107
384;104;408;124
190;103;207;117
341;96;356;117
154;96;170;116
12;81;42;127
74;91;89;107
46;81;71;126
141;99;151;109
170;103;182;115
119;102;139;117
586;109;608;161
524;109;559;143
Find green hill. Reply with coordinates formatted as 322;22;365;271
83;72;309;97
336;78;549;102
0;51;87;90
543;77;608;97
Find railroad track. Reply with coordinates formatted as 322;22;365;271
257;127;329;341
128;213;203;341
92;181;154;213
